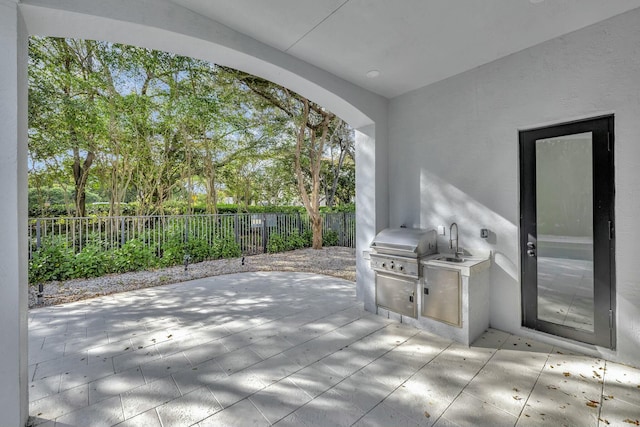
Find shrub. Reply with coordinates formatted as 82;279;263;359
320;203;355;213
160;233;241;265
302;229;313;247
266;233;287;253
216;204;306;214
113;239;157;272
74;244;114;278
215;236;241;258
159;235;186;267
286;231;307;250
186;238;212;263
29;236;75;284
323;229;339;247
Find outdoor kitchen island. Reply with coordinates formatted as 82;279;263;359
374;255;491;346
367;227;491;346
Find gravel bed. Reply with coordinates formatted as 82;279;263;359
28;246;356;309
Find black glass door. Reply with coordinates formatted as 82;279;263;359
520;116;615;348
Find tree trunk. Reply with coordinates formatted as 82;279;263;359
292;99;334;249
311;215;323;249
205;169;218;214
72;144;95;218
327;139;348;208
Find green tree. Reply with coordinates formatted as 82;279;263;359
29;37;111;217
229;70;339;248
28;37;355;220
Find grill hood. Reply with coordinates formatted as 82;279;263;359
370;228;437;258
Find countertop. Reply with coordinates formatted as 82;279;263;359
421;253;491;276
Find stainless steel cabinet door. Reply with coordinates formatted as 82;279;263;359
375;273;417;318
422;266;461;327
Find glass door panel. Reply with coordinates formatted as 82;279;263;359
535;133;594;332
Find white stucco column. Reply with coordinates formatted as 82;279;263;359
355;120;389;312
0;1;29;425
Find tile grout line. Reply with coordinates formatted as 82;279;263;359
350;339;454;426
30;297;356;373
118;301;351;363
270;325;424;425
514;348;553;423
246;394;273;426
155;407;165;427
596;360;607;425
93;309;381;425
192;304;369;368
429;337;515;426
118;393;125;425
201;320;406;426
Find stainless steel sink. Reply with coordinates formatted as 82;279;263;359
436;256;466;263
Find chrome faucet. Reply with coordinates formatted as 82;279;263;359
450;222;463;258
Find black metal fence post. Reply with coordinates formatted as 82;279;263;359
234;213;240;246
262;213;267;253
120;217;126;247
36;218;41;251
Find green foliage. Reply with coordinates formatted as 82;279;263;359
28;36;356;219
28;203;349;218
28;221;248;284
266;233;287;253
320;204;355;213
29;237;74;283
28;187;69;207
286;231;307;250
213;236;242;259
74;244;114;278
112;239;157;272
267;230;313;253
160;233;241;266
302;229;314;247
323;229;339;247
29;203;70;218
186;238;212;263
159;235;186;267
215;204;307;214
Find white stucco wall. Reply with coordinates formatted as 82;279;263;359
388;8;640;366
0;1;29;425
355;123;389;311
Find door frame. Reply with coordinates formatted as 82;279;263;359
519;115;616;349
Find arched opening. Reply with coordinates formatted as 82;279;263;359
1;2;389;424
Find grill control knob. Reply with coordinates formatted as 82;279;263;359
390;261;395;269
381;263;386;268
399;265;404;271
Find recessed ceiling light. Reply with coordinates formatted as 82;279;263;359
366;69;380;79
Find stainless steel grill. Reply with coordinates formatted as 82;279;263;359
370;228;437;318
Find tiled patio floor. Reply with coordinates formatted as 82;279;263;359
537;257;594;331
28;272;640;426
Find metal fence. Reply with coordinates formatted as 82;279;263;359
28;212;356;259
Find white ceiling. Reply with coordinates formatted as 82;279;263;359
170;0;640;98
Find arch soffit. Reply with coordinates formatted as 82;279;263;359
19;0;385;129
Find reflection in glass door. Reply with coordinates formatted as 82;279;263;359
520;116;615;348
535;133;594;332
